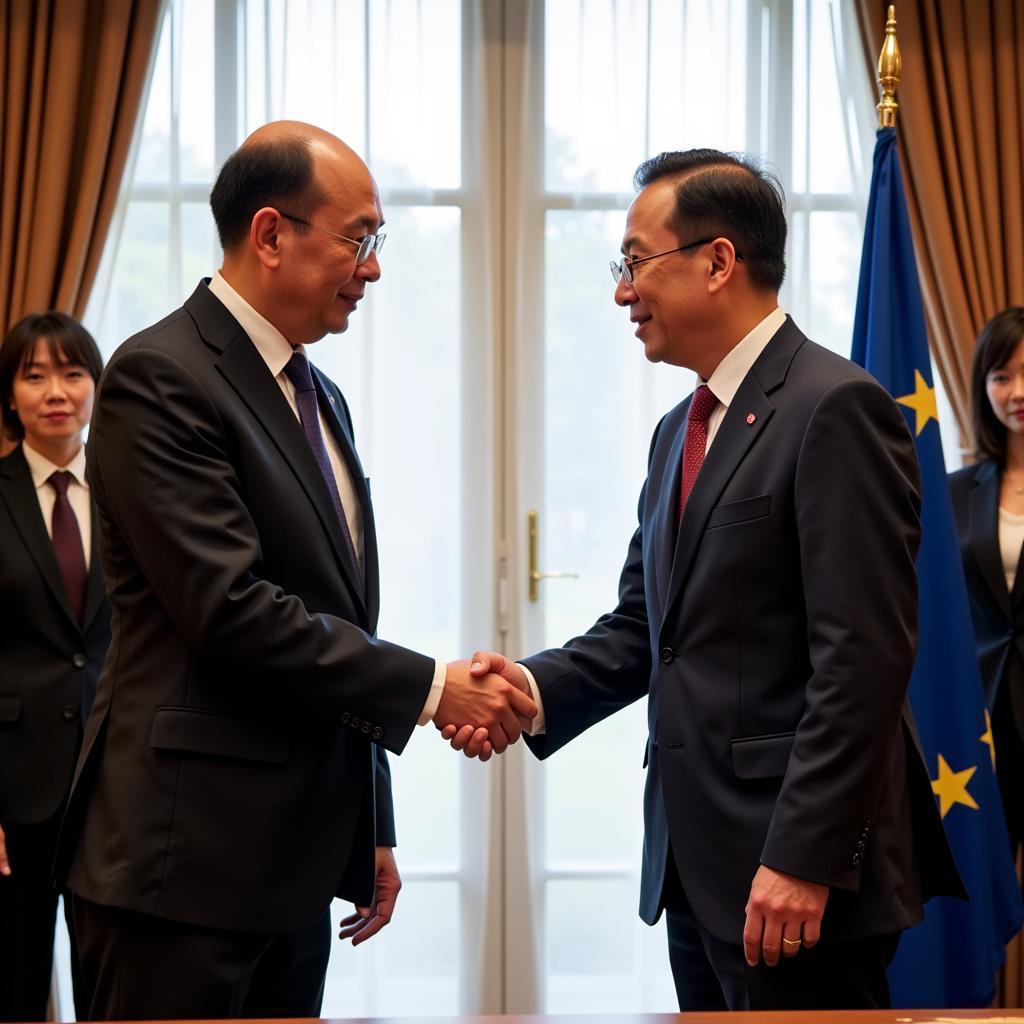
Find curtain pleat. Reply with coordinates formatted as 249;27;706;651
0;0;162;333
854;0;1024;451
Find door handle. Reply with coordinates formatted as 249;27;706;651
528;509;579;602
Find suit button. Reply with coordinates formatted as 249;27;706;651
341;712;351;725
62;705;78;721
371;726;384;741
72;653;86;669
659;647;675;664
361;722;371;734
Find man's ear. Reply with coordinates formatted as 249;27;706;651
250;208;284;270
706;237;739;294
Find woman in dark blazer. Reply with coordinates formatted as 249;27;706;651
0;312;109;1022
950;306;1024;864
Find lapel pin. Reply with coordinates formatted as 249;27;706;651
328;395;336;406
746;412;756;425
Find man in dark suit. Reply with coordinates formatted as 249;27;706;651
450;149;964;1010
60;121;535;1020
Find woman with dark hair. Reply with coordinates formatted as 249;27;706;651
950;305;1024;865
0;312;110;1021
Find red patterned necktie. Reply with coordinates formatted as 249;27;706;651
678;384;719;519
48;471;87;622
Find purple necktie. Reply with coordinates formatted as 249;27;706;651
48;471;87;622
678;384;719;519
282;351;362;586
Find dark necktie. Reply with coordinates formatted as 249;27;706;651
282;351;363;585
48;471;87;622
678;384;719;519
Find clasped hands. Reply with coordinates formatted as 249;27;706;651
431;652;531;761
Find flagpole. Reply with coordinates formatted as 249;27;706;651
877;5;902;128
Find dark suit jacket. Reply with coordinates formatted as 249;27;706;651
524;318;964;945
60;281;434;935
0;444;109;825
949;460;1024;731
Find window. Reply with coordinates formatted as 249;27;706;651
78;1;878;1016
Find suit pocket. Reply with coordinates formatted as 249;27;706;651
0;696;22;723
707;494;771;529
149;707;290;764
730;731;794;779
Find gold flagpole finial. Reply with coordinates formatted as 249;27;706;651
877;5;902;128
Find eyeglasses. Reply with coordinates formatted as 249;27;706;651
609;236;742;284
279;212;386;265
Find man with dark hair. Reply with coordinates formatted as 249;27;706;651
60;121;535;1020
450;148;964;1010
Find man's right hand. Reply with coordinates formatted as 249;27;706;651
440;652;532;760
432;658;536;758
0;823;9;876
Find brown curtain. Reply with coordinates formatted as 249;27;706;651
855;0;1024;1005
0;0;162;329
854;0;1024;452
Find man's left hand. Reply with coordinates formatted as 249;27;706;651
339;847;401;946
743;864;828;967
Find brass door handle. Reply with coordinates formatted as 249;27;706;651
528;510;579;602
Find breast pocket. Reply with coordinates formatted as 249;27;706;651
707;494;771;530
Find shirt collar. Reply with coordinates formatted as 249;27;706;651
208;271;305;378
22;441;88;491
704;306;787;409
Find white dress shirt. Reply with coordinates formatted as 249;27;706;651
22;441;90;569
208;272;445;724
520;306;788;734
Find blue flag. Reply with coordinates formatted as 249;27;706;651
851;126;1024;1006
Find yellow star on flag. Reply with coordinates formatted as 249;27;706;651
931;753;979;818
895;369;938;436
980;709;996;770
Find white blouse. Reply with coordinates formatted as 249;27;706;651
998;506;1024;591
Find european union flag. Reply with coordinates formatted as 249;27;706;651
851;126;1024;1006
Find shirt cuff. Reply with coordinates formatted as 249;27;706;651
417;659;447;725
517;663;546;735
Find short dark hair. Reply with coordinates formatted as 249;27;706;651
970;306;1024;463
633;149;787;292
0;312;104;440
210;134;325;251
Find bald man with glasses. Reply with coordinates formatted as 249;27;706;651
59;121;535;1021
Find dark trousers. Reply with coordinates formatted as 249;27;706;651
71;894;331;1020
0;811;82;1023
662;853;727;1010
662;849;899;1011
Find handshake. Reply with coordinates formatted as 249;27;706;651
431;653;534;762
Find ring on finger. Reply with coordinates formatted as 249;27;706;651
782;936;802;949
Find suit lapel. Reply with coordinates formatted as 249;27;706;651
81;497;106;631
652;406;686;609
661;321;802;627
186;285;367;615
312;369;379;627
969;461;1012;616
0;445;80;628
